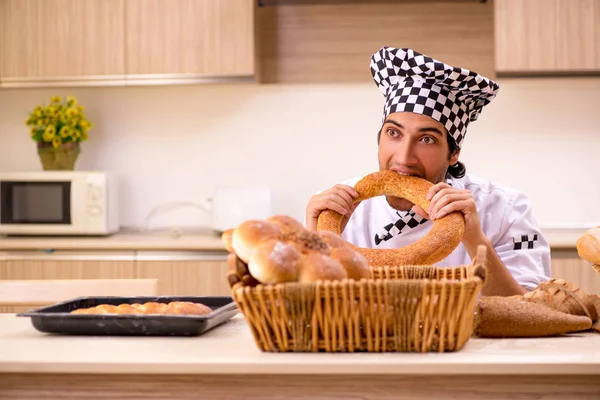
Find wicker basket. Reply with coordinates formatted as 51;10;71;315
231;245;487;353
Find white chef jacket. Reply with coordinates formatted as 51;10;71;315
332;173;551;291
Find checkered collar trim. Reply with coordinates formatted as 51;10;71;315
374;210;427;245
370;47;499;148
374;180;455;246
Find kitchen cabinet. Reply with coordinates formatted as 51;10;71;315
0;0;256;88
0;0;126;87
0;250;137;313
136;251;231;296
125;0;256;83
551;249;600;295
494;0;600;74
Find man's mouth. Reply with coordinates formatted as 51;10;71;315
391;169;422;178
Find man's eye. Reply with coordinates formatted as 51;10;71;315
422;136;435;144
387;129;398;137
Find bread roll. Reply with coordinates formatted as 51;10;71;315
267;215;305;234
317;230;349;249
231;220;282;263
330;246;370;280
221;228;234;253
576;227;600;264
247;239;302;284
298;252;348;283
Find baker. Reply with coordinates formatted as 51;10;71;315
305;46;551;296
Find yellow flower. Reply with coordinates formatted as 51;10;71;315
59;112;69;124
30;127;37;137
59;126;71;138
81;131;88;141
66;96;77;106
42;126;56;142
33;107;43;118
65;108;75;118
71;129;81;139
50;96;61;104
52;136;62;148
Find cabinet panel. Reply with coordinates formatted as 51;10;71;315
0;0;125;84
125;0;255;78
494;0;599;73
0;251;136;313
136;252;230;296
551;251;600;295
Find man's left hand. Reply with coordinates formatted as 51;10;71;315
411;182;485;255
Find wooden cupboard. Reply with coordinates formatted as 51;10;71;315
0;0;256;87
0;250;230;313
0;0;126;87
494;0;600;74
135;251;230;296
0;250;137;313
124;0;256;82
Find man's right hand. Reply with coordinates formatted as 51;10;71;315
305;184;360;232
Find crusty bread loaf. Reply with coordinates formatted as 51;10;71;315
577;227;600;265
224;216;369;285
316;170;465;266
474;296;593;338
531;279;599;321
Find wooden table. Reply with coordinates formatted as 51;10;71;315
1;313;599;399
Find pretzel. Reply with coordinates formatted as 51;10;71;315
316;170;465;266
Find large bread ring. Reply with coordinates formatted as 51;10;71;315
316;170;465;266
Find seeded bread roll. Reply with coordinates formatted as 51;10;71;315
316;170;465;266
224;216;369;285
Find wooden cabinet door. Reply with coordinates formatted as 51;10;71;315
551;250;600;295
136;251;230;296
494;0;600;73
0;250;136;313
0;0;125;86
124;0;255;80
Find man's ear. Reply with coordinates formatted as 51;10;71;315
449;149;460;165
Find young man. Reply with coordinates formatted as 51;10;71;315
305;47;551;296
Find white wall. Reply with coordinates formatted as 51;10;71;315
1;77;599;231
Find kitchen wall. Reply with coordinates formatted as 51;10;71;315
0;77;599;231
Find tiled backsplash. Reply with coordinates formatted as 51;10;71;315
1;77;599;230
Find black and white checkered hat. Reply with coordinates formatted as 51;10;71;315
370;47;500;148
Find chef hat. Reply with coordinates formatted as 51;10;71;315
370;47;500;148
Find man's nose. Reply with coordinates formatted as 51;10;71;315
393;140;418;165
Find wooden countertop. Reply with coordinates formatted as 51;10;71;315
1;314;599;375
0;227;592;252
0;229;227;252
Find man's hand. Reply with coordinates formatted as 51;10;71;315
305;184;360;231
411;182;485;257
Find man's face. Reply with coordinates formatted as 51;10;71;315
377;111;460;212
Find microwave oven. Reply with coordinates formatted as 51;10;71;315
0;171;119;236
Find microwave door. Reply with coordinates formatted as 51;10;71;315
0;181;71;225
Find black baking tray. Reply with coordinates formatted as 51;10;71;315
17;296;238;337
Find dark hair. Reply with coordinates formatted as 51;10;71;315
376;127;467;180
446;134;466;179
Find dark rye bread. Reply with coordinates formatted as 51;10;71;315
474;296;593;338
